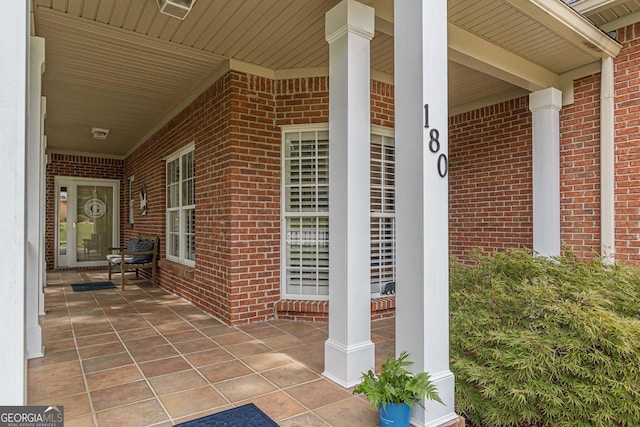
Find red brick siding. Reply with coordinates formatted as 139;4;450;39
45;154;125;269
226;72;281;324
123;71;282;325
275;77;329;125
371;80;395;128
448;98;534;259
559;74;602;259
275;296;395;322
613;24;640;264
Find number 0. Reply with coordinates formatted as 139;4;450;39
438;154;448;177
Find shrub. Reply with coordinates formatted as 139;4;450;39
450;248;640;426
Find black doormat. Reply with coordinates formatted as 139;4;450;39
174;403;278;427
71;281;116;292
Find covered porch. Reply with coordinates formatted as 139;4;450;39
1;1;630;426
30;272;399;426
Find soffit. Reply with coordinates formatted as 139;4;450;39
448;0;608;74
570;0;640;29
32;0;618;157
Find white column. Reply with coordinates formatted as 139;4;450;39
600;57;615;262
27;36;45;359
529;87;562;257
395;1;457;426
0;1;28;404
40;97;48;317
323;0;375;388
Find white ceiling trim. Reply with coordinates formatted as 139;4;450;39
503;0;621;58
448;23;561;92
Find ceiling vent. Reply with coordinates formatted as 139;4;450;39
91;128;109;140
156;0;196;20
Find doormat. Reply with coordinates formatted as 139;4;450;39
174;403;278;427
71;281;116;292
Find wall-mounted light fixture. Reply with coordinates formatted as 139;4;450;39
156;0;196;20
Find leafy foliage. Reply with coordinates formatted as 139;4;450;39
450;248;640;426
353;351;443;410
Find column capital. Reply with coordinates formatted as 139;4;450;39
325;0;375;44
30;37;45;73
529;87;562;112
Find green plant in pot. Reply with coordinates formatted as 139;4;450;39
353;351;443;427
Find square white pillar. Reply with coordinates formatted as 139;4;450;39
323;0;376;388
0;1;29;405
395;0;457;425
529;87;562;257
26;36;45;359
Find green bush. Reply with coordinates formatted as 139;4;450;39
450;248;640;426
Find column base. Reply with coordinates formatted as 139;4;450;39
410;370;457;427
26;325;43;359
322;338;375;388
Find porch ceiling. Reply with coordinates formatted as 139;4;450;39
32;0;623;158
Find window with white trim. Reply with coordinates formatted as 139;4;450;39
281;127;396;299
282;128;329;298
166;144;195;265
370;130;396;294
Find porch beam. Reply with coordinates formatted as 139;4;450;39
394;0;457;426
448;24;560;92
323;0;375;388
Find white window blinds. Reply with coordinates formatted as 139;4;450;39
283;129;329;298
370;132;396;294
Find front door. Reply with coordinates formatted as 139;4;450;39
55;177;119;268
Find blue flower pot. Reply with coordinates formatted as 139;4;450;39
378;403;411;426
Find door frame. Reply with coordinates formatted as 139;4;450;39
54;176;120;269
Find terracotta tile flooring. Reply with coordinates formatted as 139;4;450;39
29;270;397;426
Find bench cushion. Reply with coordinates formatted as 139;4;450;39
131;239;155;264
106;254;133;264
127;238;139;251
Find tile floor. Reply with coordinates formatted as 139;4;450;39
29;270;397;426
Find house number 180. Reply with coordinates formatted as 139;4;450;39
424;104;448;178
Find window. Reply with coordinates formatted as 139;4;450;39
281;127;396;299
370;129;396;294
166;143;195;265
282;128;329;298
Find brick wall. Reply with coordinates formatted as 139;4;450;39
45;154;124;269
449;98;534;259
555;22;640;264
559;74;602;259
613;24;640;263
124;71;283;324
275;76;329;125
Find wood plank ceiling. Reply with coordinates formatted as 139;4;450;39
32;0;618;157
